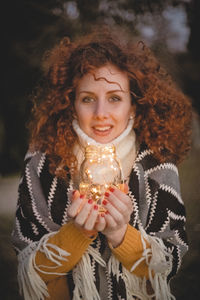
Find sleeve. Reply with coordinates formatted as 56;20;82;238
11;151;95;300
108;160;188;300
109;224;150;278
34;221;96;282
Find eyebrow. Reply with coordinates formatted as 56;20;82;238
78;89;126;94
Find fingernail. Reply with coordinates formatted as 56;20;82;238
109;187;115;193
88;199;93;204
72;190;76;196
93;204;98;210
101;213;105;217
80;194;85;199
105;210;109;214
102;199;108;206
105;192;109;197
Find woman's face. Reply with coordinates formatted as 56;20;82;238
74;64;134;144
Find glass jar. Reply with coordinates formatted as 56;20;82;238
79;145;122;212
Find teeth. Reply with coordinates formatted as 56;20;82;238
94;126;111;131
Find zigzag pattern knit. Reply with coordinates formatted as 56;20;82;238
11;144;188;300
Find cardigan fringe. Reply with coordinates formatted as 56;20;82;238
72;246;106;300
17;232;70;300
108;226;175;300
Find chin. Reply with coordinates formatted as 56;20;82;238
93;136;115;144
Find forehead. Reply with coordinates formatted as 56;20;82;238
76;64;130;91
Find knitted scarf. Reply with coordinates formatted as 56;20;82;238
11;125;188;300
72;118;136;185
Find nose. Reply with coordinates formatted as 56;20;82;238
93;100;109;119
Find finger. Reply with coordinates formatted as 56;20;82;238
71;190;80;202
104;191;128;215
102;199;124;225
107;188;133;210
84;204;99;231
95;214;106;231
75;199;94;226
76;191;88;212
67;194;85;218
104;212;117;229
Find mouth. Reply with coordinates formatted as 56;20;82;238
92;125;113;136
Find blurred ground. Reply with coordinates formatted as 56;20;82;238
0;175;23;300
0;147;200;299
0;175;20;216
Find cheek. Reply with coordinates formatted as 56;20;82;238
114;110;132;130
114;107;131;121
75;103;84;119
75;106;92;127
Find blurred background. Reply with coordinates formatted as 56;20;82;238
0;0;200;299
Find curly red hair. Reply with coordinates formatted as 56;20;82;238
28;27;192;178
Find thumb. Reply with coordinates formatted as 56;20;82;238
71;190;80;202
118;183;129;194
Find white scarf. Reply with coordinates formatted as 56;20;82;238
72;119;137;187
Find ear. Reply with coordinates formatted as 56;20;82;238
72;106;78;120
73;113;78;120
129;105;136;120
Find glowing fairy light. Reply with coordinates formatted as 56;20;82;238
79;145;122;212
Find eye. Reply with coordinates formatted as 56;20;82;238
82;96;95;103
109;95;121;102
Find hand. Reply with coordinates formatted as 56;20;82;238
67;190;103;236
101;184;133;247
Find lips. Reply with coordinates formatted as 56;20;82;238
92;125;113;136
93;126;112;131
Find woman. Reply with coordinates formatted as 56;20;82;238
12;27;192;300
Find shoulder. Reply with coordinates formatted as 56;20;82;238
131;145;185;227
21;150;52;182
133;144;180;190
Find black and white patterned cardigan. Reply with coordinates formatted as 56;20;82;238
11;144;188;300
